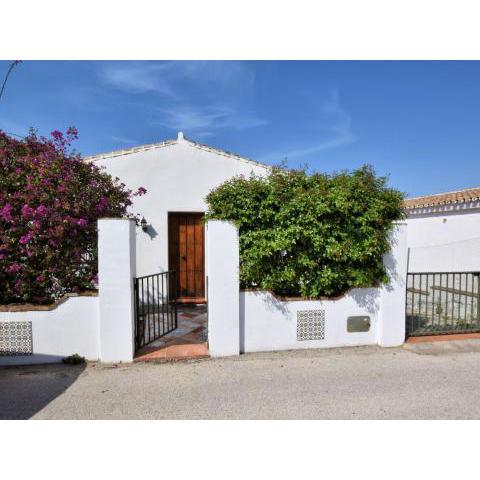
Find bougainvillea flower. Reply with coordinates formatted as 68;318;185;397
6;263;22;273
0;204;13;222
19;232;34;244
21;204;34;218
0;128;144;304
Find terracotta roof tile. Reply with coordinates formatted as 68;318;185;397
404;187;480;209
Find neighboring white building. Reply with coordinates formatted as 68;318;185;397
405;187;480;272
86;132;269;303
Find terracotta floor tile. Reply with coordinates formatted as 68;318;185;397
178;320;200;329
169;337;197;345
181;332;204;343
135;305;209;361
191;318;207;325
167;327;192;337
190;326;204;334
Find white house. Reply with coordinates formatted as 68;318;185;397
0;134;410;364
84;134;407;357
86;132;269;303
404;187;480;273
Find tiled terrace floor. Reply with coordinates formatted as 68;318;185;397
135;305;208;361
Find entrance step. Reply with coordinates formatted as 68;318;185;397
134;342;209;362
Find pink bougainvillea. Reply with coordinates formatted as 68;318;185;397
0;129;146;304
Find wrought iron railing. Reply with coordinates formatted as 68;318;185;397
406;272;480;336
134;270;178;350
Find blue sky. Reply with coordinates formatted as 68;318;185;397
1;60;480;197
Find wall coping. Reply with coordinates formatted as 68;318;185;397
0;290;98;312
98;217;136;221
241;287;378;302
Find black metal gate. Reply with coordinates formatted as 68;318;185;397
134;270;178;351
406;272;480;336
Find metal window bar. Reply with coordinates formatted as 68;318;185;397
406;272;480;336
134;271;178;351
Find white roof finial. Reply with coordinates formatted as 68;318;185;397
177;131;185;141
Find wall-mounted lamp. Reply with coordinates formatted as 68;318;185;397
140;217;148;232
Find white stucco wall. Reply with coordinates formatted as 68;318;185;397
406;206;480;272
206;220;240;356
408;237;480;273
98;219;136;363
240;289;380;352
378;222;408;346
0;296;100;366
406;206;480;248
92;135;269;277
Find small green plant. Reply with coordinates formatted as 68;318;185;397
62;353;86;365
206;165;404;298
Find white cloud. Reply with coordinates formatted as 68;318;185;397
98;61;266;135
259;88;356;163
269;134;355;161
99;62;175;96
97;63;355;159
154;105;267;132
111;135;138;146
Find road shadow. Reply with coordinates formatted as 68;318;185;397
0;362;86;419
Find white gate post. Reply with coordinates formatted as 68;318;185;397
206;220;240;356
378;222;408;347
98;218;136;362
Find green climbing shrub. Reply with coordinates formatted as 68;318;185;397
206;165;404;298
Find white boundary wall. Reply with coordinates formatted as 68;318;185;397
1;218;408;364
0;296;99;366
207;221;408;356
98;218;136;362
240;289;380;352
206;220;240;356
377;222;408;346
0;219;137;366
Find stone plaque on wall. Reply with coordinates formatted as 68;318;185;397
347;316;371;333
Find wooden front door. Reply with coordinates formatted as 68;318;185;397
168;213;205;303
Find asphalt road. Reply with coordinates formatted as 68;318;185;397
2;341;480;419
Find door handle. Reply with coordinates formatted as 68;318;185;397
181;255;186;261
